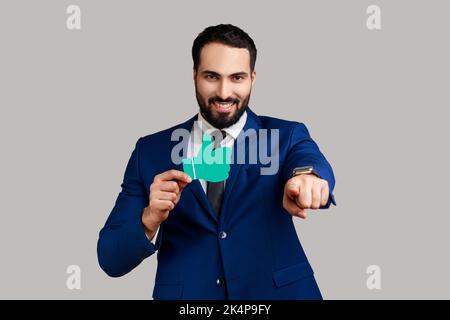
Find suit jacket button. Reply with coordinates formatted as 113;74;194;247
216;277;225;287
219;231;227;239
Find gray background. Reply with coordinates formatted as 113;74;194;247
1;0;449;299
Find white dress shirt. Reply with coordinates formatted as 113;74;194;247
147;110;248;243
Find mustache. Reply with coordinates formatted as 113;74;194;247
209;97;240;105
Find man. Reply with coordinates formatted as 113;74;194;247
97;24;336;300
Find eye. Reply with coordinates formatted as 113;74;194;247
233;76;244;81
205;75;218;80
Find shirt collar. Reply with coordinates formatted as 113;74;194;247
196;110;247;140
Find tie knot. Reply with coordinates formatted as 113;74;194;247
212;130;227;149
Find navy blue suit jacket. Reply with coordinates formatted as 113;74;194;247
97;107;336;299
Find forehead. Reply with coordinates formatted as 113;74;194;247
199;42;251;74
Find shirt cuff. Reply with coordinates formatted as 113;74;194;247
145;225;160;244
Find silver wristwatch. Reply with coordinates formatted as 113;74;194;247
291;166;320;178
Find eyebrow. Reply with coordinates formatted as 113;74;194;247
201;70;249;77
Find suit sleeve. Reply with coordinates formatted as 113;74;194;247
97;138;160;277
281;123;336;209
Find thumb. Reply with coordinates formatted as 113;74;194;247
177;180;189;192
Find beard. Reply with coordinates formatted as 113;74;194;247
195;86;251;129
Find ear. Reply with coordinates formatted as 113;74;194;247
251;69;256;87
193;68;197;81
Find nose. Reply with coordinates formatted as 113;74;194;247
217;79;233;101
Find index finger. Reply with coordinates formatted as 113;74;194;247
155;169;192;183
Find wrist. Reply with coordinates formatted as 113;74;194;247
142;207;161;234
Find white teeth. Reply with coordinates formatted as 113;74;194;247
214;102;233;108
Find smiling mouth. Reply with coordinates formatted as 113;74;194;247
212;101;237;113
